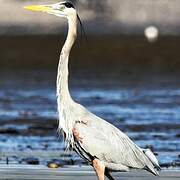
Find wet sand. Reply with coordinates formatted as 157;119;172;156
0;165;179;180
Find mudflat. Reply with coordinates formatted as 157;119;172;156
0;165;179;180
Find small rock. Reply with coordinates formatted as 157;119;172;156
47;162;60;168
172;160;180;167
22;157;39;165
160;162;171;168
94;96;102;100
160;160;180;168
0;128;19;135
69;159;75;165
26;145;32;149
47;159;65;168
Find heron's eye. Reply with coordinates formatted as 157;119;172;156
63;2;74;8
59;5;65;11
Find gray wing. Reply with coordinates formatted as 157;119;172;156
74;104;158;175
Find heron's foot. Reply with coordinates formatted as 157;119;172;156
72;128;83;143
93;159;105;180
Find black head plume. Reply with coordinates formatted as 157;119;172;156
62;1;87;42
77;14;88;42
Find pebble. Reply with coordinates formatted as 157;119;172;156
0;128;19;135
47;162;60;168
47;159;65;168
22;157;39;165
160;160;180;168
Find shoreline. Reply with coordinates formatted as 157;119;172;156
0;150;179;169
0;165;179;180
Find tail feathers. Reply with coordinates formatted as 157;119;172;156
142;148;161;175
144;165;159;176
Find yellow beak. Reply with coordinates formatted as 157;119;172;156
24;5;52;13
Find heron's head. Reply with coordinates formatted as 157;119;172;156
24;1;76;18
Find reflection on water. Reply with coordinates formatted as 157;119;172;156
0;70;179;167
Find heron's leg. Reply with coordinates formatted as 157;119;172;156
72;127;83;143
93;159;105;180
105;169;115;180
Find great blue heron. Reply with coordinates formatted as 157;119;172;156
25;1;161;180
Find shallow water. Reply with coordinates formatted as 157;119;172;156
0;70;179;167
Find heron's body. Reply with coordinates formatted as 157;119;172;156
25;2;160;179
60;101;159;175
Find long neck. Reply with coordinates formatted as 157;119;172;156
56;16;77;104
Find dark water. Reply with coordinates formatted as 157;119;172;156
0;70;179;168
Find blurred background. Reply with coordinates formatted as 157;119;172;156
0;0;179;168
